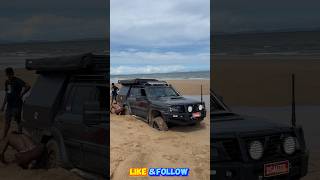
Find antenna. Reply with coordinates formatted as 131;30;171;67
201;84;203;103
291;74;296;127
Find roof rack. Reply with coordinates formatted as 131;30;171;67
118;79;168;86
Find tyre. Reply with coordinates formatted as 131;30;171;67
46;139;62;168
123;106;131;115
191;121;201;126
153;116;168;131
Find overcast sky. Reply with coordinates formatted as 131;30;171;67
110;0;210;75
214;0;320;33
0;0;108;42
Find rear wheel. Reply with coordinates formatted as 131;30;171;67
153;116;168;131
123;106;131;115
46;139;62;168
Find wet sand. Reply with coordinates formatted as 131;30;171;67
213;55;320;106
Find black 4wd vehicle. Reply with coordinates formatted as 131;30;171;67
211;90;309;180
22;53;108;177
117;79;206;131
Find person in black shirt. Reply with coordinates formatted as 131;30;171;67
1;67;30;139
111;83;119;104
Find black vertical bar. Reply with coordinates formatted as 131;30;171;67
292;74;296;127
201;84;203;103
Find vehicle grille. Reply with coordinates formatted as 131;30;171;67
222;139;242;161
173;105;186;113
264;134;283;158
214;139;242;161
214;134;296;162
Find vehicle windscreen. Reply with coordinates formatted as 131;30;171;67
146;86;179;98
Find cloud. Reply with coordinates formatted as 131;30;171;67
110;0;210;47
110;0;210;74
111;65;186;75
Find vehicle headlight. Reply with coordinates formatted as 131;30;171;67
187;106;193;112
248;141;264;160
283;136;296;155
199;104;204;111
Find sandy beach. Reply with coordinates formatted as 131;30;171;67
110;80;210;180
213;55;320;106
110;115;210;180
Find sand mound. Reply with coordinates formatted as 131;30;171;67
110;114;210;180
0;113;83;180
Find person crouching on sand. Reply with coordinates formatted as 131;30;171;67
0;131;50;169
0;67;31;139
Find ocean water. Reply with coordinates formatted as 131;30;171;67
110;71;210;83
213;31;320;56
0;40;107;69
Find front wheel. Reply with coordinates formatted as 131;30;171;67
153;116;168;131
46;139;62;168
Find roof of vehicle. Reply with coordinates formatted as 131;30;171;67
26;53;107;72
26;53;108;84
118;79;168;86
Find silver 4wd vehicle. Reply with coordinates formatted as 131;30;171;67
22;53;108;177
117;79;206;131
211;90;309;180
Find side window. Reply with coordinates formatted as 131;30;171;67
141;89;146;97
70;86;96;114
118;86;129;96
129;88;140;97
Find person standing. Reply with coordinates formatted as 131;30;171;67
111;83;119;104
1;67;30;139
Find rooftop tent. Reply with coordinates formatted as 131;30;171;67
25;53;93;71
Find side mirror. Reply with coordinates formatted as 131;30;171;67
83;102;108;125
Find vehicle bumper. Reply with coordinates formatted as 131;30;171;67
211;153;309;180
163;110;206;125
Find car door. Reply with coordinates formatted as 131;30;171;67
56;83;96;168
135;88;149;119
81;86;108;176
127;87;139;115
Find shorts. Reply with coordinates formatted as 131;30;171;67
112;94;117;101
5;107;22;124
